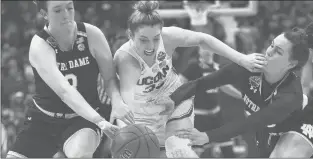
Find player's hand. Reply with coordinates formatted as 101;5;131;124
96;120;120;139
175;128;209;146
240;53;267;72
110;101;134;125
158;96;175;116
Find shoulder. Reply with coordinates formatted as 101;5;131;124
84;22;102;36
162;26;189;50
83;22;107;44
114;48;140;69
116;40;131;53
280;73;303;94
29;35;54;62
162;26;185;41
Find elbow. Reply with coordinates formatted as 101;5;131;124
198;34;212;50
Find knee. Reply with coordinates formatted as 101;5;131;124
165;117;193;138
63;128;101;158
270;132;313;158
269;146;286;158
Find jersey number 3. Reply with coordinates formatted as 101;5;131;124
144;81;165;93
65;73;78;88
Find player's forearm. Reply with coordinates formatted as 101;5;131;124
61;86;104;124
170;80;198;106
171;67;233;106
199;34;245;67
105;76;123;106
220;85;242;99
205;93;301;143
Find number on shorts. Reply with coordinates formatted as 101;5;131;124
65;73;78;88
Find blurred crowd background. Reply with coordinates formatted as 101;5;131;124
2;1;313;157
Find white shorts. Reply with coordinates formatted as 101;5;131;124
117;97;194;146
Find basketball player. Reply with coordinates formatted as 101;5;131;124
171;24;313;157
179;48;224;131
114;1;266;157
269;35;313;158
6;1;130;158
179;48;245;157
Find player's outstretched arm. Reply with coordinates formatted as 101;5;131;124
176;79;303;145
113;50;142;125
204;79;303;143
85;23;121;106
86;23;134;125
170;63;244;106
163;26;267;72
29;35;107;127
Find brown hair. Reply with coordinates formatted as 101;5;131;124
127;1;163;34
283;22;313;70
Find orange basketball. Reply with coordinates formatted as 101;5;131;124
111;124;160;158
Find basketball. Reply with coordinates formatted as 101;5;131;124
111;124;160;158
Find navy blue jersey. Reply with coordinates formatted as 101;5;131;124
171;63;304;142
181;59;219;109
32;22;101;113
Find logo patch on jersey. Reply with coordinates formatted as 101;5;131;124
76;37;85;51
152;65;159;73
249;76;261;93
76;37;84;44
159;61;167;69
301;124;313;139
78;43;85;51
157;51;166;61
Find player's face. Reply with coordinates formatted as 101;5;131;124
263;34;297;74
131;25;162;57
45;1;75;30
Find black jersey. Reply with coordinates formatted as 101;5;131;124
181;59;220;109
170;63;304;142
32;22;101;113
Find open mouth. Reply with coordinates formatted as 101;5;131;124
144;49;154;56
62;21;72;25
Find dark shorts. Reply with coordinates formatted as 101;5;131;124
8;106;102;158
257;104;313;157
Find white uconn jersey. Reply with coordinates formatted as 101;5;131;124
118;37;182;105
116;37;194;146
